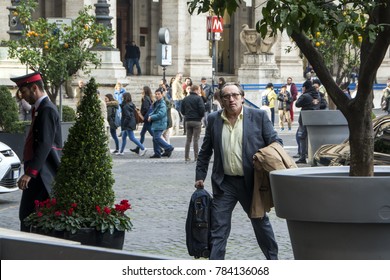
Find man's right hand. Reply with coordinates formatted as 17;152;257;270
194;180;204;189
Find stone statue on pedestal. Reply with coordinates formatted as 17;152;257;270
240;24;278;55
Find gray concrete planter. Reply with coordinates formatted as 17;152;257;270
270;166;390;259
301;110;349;165
0;132;25;160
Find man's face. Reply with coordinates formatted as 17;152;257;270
20;85;36;105
221;85;243;114
287;78;292;85
155;91;163;100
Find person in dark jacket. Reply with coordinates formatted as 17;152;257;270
181;85;205;161
105;93;120;154
131;86;154;154
200;77;213;127
118;92;147;156
277;85;293;131
125;41;141;75
295;81;320;164
11;72;62;232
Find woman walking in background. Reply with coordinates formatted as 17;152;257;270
105;93;120;154
131;86;154;154
118;92;147;156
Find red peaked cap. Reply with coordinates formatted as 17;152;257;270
10;72;43;87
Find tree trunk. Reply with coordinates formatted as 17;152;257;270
345;104;374;176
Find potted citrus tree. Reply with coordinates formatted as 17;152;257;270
4;0;114;104
24;78;132;249
188;0;390;259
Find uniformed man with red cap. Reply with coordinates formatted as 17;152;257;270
10;72;62;232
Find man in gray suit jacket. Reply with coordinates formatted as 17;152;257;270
195;82;282;260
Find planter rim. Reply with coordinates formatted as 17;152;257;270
301;110;348;126
270;165;390;223
270;165;390;178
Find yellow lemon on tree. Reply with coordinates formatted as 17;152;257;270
84;24;89;31
315;31;321;38
95;38;100;43
13;11;18;16
315;41;321;47
64;43;69;48
358;36;363;43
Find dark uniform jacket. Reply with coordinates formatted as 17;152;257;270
25;97;62;194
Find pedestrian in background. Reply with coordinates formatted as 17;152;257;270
261;82;277;125
118;92;147;156
295;81;320;164
11;72;62;232
277;85;292;131
285;77;298;122
125;41;141;75
181;85;205;162
15;89;32;121
195;82;281;260
200;77;213;127
105;93;120;154
148;89;174;158
131;86;154;154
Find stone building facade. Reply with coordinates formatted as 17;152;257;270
0;0;389;86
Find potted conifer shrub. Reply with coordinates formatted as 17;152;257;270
25;78;132;249
189;0;390;259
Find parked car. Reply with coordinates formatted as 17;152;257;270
0;141;21;193
313;115;390;166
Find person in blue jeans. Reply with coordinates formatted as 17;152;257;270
148;89;174;158
118;92;147;156
130;86;155;154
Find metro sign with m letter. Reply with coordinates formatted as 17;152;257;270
207;16;223;33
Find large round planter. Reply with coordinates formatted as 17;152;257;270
31;227;125;250
301;110;349;165
270;166;390;259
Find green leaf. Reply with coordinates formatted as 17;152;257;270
337;22;347;36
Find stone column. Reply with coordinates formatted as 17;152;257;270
80;0;126;83
160;0;211;79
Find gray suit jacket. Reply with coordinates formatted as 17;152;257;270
196;106;282;195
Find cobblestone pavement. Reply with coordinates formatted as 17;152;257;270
0;125;299;260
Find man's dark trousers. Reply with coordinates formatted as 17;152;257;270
209;175;278;259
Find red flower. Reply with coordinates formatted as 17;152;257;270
96;205;101;214
34;200;40;207
68;208;74;216
71;203;77;208
55;211;62;217
51;198;57;205
37;212;43;217
103;206;111;215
